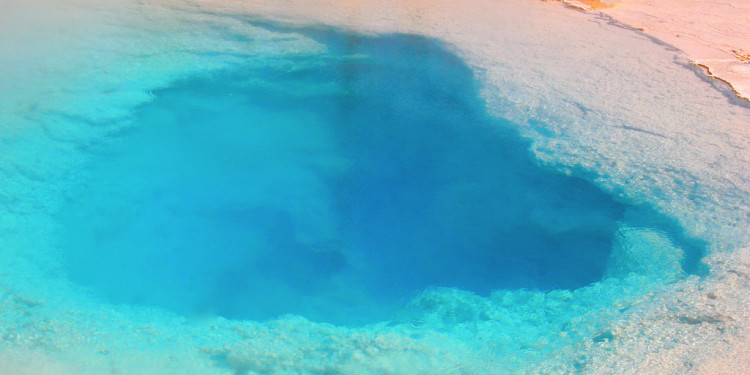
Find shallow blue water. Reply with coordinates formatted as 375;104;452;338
57;30;703;325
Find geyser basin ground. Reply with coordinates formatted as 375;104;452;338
56;30;703;325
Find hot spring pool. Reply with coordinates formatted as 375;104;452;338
55;30;703;326
3;1;750;373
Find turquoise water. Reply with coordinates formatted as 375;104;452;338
56;29;704;326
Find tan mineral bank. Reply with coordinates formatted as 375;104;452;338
553;0;750;101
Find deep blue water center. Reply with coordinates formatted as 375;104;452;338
58;29;701;325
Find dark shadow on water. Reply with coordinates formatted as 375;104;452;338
56;25;706;325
